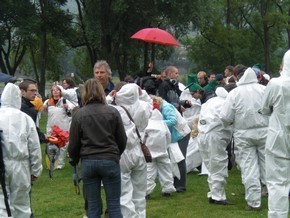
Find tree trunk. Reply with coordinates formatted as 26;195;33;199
39;30;47;98
288;8;290;49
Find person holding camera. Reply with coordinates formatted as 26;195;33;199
43;85;75;169
157;66;190;114
157;66;192;192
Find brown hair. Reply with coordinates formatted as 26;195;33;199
18;80;36;91
63;77;75;88
48;86;62;106
81;79;106;106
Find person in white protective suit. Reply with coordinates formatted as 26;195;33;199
145;108;176;198
259;49;290;218
197;87;233;205
43;85;75;169
179;84;202;173
186;115;203;173
57;77;79;107
151;95;191;192
0;83;42;218
114;83;152;218
220;67;268;211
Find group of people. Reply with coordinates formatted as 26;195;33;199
0;48;289;218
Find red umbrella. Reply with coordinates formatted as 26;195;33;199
130;28;179;46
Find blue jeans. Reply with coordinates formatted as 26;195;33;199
82;159;122;218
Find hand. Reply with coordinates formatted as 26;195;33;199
63;103;68;110
109;90;116;97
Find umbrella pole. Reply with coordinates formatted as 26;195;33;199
143;42;149;75
151;43;155;65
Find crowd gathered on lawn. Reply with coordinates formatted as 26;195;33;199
0;49;290;218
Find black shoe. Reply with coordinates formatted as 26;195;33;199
162;192;171;197
145;194;150;200
209;197;234;205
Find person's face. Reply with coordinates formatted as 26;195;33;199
224;69;231;77
208;74;215;82
62;80;69;89
94;66;110;88
197;75;206;85
22;84;37;101
51;87;61;99
191;91;202;100
168;68;179;80
160;71;166;80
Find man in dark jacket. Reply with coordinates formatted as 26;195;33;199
158;66;190;113
19;80;47;143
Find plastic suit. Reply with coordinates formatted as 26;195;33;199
179;88;202;172
43;96;74;169
197;87;232;202
160;100;191;192
145;109;176;195
260;49;290;218
0;83;42;217
220;68;268;209
57;85;79;106
114;83;152;218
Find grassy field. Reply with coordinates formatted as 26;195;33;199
32;114;270;218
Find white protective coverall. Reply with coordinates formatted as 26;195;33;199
260;49;290;218
186;115;202;173
197;87;232;201
57;85;79;107
145;109;176;195
180;88;201;128
220;68;268;208
0;83;42;218
114;83;152;218
43;97;74;169
179;89;202;172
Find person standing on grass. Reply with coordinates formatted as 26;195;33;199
259;49;290;218
19;80;47;143
68;79;127;218
151;95;191;193
145;108;176;198
113;83;152;218
197;87;233;205
0;83;42;218
43;85;74;170
220;67;268;211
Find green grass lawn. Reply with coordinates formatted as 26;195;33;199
32;114;269;218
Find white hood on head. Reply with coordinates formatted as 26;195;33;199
215;87;228;99
115;83;139;106
1;83;21;109
281;49;290;77
236;67;258;86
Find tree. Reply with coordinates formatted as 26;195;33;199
30;0;73;97
0;0;36;75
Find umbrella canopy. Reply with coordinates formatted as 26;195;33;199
131;28;179;46
0;72;12;83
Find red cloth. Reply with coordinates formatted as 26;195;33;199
50;125;69;147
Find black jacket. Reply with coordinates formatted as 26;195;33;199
68;101;127;164
158;78;182;111
20;97;46;143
